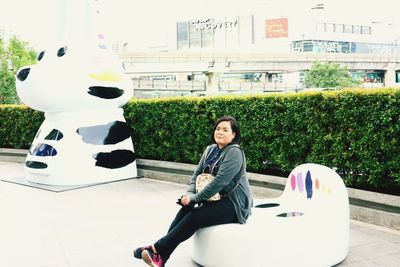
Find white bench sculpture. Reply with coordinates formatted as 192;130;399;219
192;163;349;267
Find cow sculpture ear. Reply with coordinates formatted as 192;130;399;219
57;46;68;57
37;51;45;61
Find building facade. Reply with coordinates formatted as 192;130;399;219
117;3;400;96
170;10;399;88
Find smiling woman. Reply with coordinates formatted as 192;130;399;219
213;118;238;149
133;115;252;267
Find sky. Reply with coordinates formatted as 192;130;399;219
0;0;399;50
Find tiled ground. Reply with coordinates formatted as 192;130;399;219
1;161;399;267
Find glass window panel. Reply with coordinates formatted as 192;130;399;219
189;22;201;48
292;41;303;52
201;29;214;48
361;26;371;34
303;41;313;52
178;41;189;49
335;24;344;33
312;40;324;52
325;23;334;32
340;42;351;53
353;25;361;34
225;16;239;47
344;25;353;33
177;22;189;41
177;22;189;49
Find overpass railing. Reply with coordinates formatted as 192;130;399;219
218;81;304;91
132;79;206;91
120;51;400;64
131;79;304;92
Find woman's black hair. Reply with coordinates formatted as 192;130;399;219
211;115;241;145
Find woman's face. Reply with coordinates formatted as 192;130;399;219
214;121;236;148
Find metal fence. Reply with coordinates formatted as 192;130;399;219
218;81;304;91
132;79;206;91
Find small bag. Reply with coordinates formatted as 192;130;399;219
195;148;224;202
195;173;221;201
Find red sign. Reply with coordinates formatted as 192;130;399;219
265;18;288;38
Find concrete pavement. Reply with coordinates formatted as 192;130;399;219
0;161;399;267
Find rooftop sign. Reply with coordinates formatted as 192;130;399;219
190;18;238;31
265;18;288;38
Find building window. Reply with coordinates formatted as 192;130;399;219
177;22;189;49
299;72;305;83
353;25;361;34
189;22;201;48
292;40;354;54
351;71;384;83
201;28;214;48
303;41;314;52
277;73;283;83
325;23;335;32
361;26;371;35
344;25;353;33
292;41;303;52
335;24;344;33
317;22;370;35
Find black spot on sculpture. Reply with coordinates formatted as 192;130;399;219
77;121;130;145
94;150;136;169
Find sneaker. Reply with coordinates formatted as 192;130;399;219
142;249;165;267
133;245;152;259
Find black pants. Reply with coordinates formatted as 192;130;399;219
154;197;238;261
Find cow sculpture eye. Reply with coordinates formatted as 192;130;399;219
57;46;67;57
37;51;45;61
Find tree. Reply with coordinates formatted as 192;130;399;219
0;36;37;104
305;61;360;89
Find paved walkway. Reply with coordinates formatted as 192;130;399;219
1;161;399;267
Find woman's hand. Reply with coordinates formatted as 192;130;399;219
180;195;191;206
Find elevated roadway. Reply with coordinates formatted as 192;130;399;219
120;51;400;73
120;51;400;94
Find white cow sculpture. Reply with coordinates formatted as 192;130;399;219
15;0;137;185
192;163;349;267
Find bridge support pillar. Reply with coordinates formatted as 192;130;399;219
206;72;220;94
261;72;267;82
384;63;396;87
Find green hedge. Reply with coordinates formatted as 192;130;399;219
1;88;400;191
0;105;43;148
125;88;400;190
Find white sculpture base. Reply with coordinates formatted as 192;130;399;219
25;108;137;186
